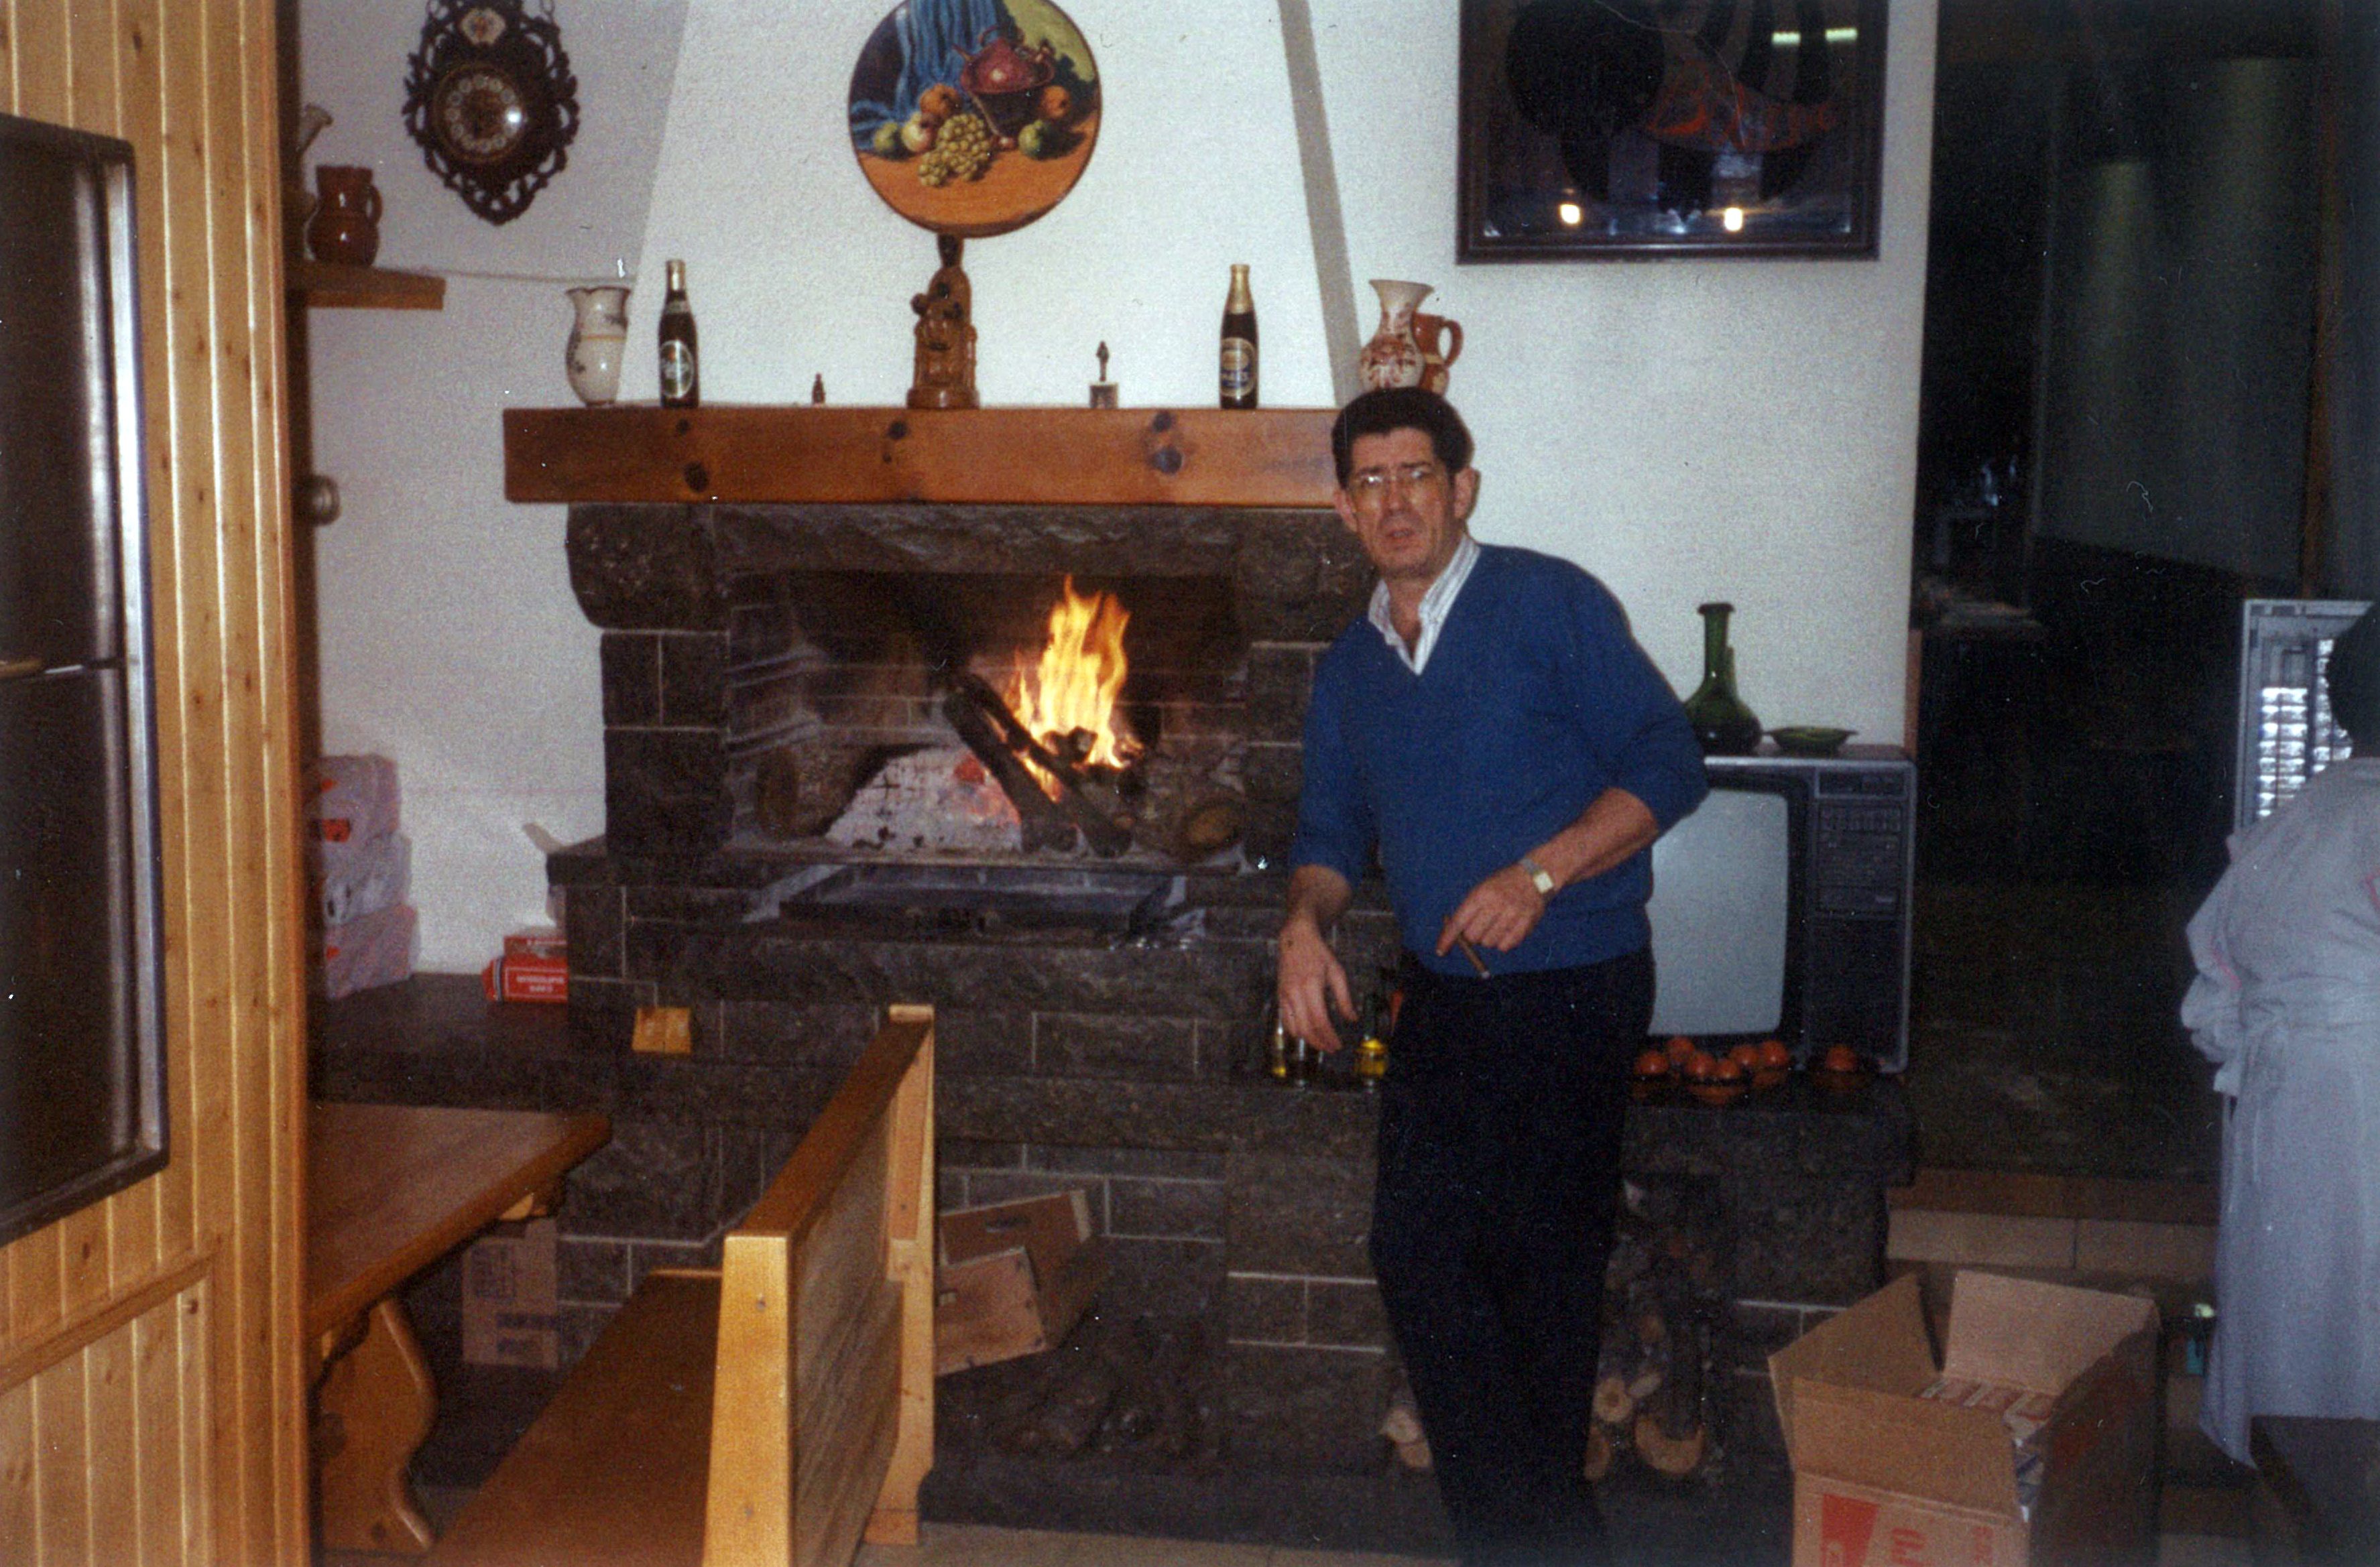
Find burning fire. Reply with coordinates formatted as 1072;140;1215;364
1006;576;1142;781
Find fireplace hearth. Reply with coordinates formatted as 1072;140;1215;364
329;407;1923;1549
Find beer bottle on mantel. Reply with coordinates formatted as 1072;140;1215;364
658;259;699;408
1219;263;1257;410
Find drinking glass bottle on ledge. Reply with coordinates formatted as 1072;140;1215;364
659;258;699;409
1219;263;1257;410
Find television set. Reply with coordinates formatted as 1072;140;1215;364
1646;750;1915;1072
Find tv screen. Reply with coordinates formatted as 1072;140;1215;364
1647;786;1791;1038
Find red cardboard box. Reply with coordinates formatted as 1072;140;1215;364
503;926;567;962
482;952;569;1004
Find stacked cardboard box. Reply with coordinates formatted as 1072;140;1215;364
483;927;569;1003
307;754;416;997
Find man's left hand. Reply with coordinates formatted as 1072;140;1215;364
1437;864;1547;957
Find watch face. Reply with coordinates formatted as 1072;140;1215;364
433;64;528;164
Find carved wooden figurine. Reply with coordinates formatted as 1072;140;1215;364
908;233;978;410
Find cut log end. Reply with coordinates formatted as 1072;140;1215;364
1633;1411;1708;1477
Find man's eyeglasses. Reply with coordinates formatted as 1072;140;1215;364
1345;462;1447;507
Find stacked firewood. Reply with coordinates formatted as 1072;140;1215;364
1374;1180;1738;1485
984;1312;1208;1462
1584;1179;1735;1484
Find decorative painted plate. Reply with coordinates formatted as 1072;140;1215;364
847;0;1101;239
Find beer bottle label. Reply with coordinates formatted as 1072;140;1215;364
1219;338;1255;398
660;340;696;399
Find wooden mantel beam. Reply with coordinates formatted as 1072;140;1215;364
502;405;1342;508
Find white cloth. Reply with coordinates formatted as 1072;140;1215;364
1365;532;1479;675
2183;757;2380;1462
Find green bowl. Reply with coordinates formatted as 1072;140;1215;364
1769;727;1854;757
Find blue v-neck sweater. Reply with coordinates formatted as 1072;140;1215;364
1291;544;1708;977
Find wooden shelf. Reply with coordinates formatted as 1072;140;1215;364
287;261;445;310
501;405;1340;508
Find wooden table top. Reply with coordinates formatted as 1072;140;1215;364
305;1102;611;1341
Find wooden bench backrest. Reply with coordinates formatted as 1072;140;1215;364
703;1003;936;1567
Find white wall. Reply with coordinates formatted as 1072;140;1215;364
301;0;1935;970
300;0;687;967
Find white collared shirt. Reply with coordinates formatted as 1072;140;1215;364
1366;533;1480;675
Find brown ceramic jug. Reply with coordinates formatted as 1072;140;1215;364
1413;312;1464;396
306;166;381;267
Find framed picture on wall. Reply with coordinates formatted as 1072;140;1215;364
1458;0;1887;260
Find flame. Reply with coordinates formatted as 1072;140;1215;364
1006;576;1140;783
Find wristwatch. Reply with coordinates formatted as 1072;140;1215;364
1519;855;1556;897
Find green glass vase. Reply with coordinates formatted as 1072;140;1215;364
1682;601;1762;755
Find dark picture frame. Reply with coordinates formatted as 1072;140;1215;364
1458;0;1887;261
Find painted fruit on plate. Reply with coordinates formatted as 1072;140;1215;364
847;0;1100;238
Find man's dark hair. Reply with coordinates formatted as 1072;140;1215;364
2328;603;2380;747
1330;389;1474;486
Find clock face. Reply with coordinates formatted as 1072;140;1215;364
432;64;528;164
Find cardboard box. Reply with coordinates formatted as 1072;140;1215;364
934;1190;1106;1375
310;830;410;925
312;902;417;998
481;952;569;1003
308;753;400;844
461;1217;560;1370
1769;1271;2160;1567
503;926;567;962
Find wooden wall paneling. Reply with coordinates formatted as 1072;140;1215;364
32;1355;91;1564
0;1378;32;1563
11;1234;65;1347
67;0;117;128
131;1303;187;1567
119;0;201;1279
87;1324;140;1566
177;1279;214;1566
202;0;288;1544
58;1208;111;1318
10;0;70;122
0;1;306;1564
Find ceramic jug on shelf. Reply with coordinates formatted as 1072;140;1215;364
1413;311;1463;395
1358;279;1432;391
306;166;381;267
564;285;631;406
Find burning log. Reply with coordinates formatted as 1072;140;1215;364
943;690;1079;853
945;674;1134;857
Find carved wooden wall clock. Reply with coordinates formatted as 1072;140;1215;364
403;0;580;225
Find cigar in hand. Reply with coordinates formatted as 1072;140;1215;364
1453;936;1491;978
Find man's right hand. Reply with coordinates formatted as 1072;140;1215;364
1277;913;1356;1052
1278;864;1358;1052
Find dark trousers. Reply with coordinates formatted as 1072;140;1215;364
1371;948;1652;1567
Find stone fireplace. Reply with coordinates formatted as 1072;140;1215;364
333;406;1916;1549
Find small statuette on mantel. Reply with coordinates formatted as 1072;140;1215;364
907;233;978;411
1088;340;1116;409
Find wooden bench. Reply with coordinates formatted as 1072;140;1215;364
426;1005;937;1567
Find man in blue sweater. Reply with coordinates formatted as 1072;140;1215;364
1278;389;1706;1566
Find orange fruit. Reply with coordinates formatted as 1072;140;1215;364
1755;1038;1793;1072
1633;1048;1671;1080
1822;1044;1862;1075
1663;1035;1696;1065
1726;1042;1762;1073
